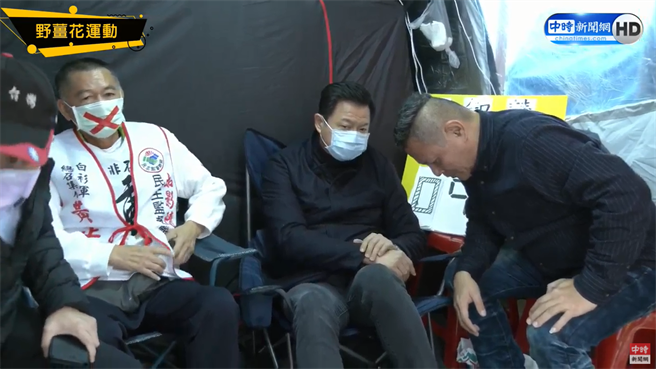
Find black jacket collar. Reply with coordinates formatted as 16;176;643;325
471;112;498;176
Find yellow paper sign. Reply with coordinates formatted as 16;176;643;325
401;94;568;197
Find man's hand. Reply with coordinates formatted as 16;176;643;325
353;233;397;262
109;245;172;280
527;278;597;333
42;307;99;363
374;249;416;281
453;271;486;337
167;221;204;266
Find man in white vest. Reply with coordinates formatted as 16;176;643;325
48;57;240;368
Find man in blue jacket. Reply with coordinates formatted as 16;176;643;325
261;82;436;368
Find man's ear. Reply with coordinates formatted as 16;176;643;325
57;100;74;122
444;119;465;138
313;113;323;134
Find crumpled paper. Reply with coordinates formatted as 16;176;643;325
457;338;479;368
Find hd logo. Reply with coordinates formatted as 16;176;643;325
613;13;643;44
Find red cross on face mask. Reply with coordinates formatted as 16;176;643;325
71;98;125;139
83;106;121;134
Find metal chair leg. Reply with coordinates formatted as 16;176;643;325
252;331;257;355
427;313;435;351
339;344;376;367
285;333;294;368
263;329;280;369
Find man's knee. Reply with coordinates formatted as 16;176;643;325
95;318;125;349
288;283;345;325
197;286;240;326
352;264;400;292
526;324;554;352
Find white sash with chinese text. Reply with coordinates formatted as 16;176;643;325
50;122;190;287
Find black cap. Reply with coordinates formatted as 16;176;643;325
0;53;56;166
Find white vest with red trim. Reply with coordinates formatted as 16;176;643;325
50;122;192;286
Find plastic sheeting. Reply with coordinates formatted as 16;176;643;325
567;100;656;204
481;1;656;116
404;0;501;95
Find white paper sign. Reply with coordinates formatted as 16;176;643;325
464;96;493;112
408;166;469;236
507;97;537;111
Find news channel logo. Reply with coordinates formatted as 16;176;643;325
544;13;643;45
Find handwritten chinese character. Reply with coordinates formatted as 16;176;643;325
86;23;101;38
52;24;67;38
102;24;118;38
153;174;165;187
152;189;164;201
153;201;165;215
575;21;587;33
66;181;78;191
164;212;175;227
77;173;88;184
61;165;73;173
69;24;84;38
36;24;51;38
123;160;130;172
159;225;169;234
156;215;164;223
72;200;93;223
164;173;174;188
76;163;87;171
83;227;101;238
77;186;90;198
107;163;121;175
165;190;175;209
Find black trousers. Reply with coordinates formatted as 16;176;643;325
286;264;438;368
0;301;140;368
88;279;240;368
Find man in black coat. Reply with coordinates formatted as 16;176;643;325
395;94;655;369
261;82;437;368
0;54;141;368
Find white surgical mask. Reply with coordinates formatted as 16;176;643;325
67;98;125;139
0;168;41;244
320;117;369;162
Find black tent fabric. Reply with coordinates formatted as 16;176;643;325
1;0;413;246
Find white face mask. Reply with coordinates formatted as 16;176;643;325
67;98;125;139
0;168;41;209
320;117;370;162
0;168;40;244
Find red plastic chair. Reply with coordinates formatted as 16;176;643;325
514;300;656;369
595;311;656;368
514;299;537;354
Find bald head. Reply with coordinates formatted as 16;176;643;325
394;93;475;148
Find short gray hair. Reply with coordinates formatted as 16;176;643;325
394;93;473;147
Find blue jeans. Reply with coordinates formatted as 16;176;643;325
445;248;656;369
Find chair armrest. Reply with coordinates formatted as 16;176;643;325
193;235;257;262
48;335;89;368
419;250;462;263
238;284;283;296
